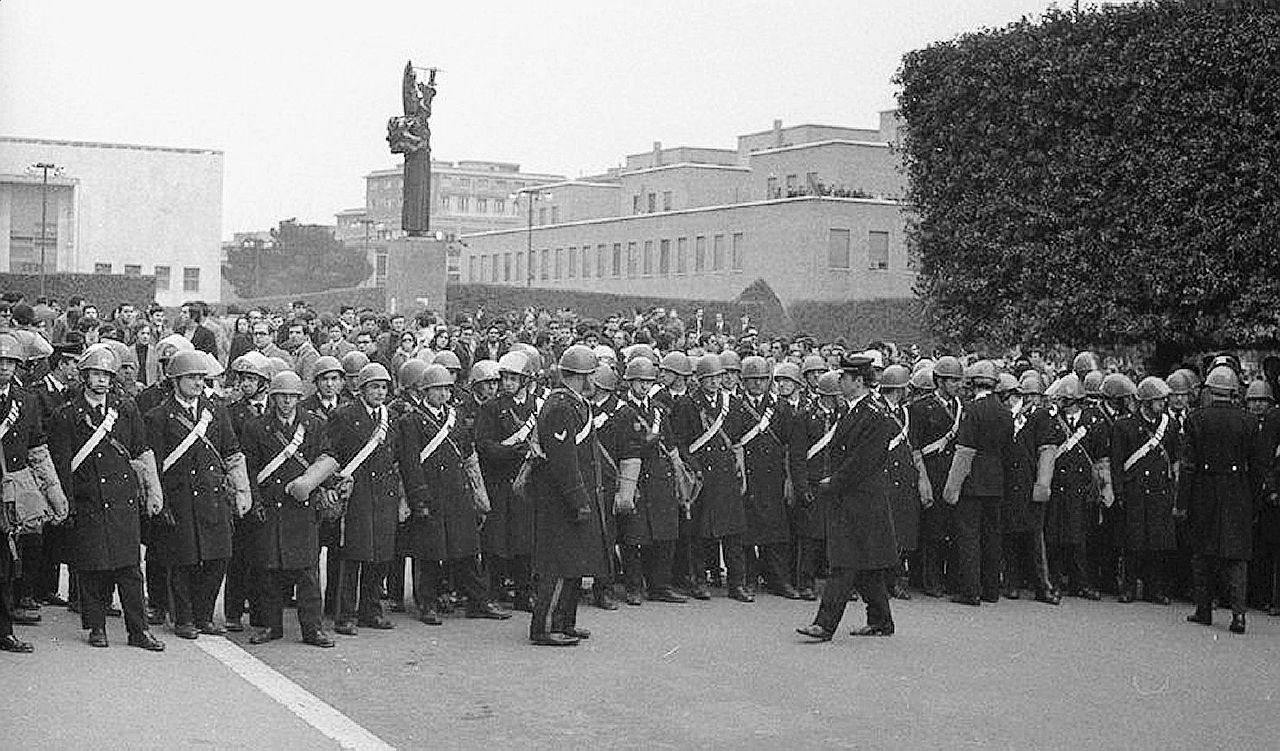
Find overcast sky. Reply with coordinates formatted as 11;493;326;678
1;1;1097;239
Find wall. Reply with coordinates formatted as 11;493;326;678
619;164;752;213
0;272;156;315
749;141;905;200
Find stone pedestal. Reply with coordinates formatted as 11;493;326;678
384;237;447;315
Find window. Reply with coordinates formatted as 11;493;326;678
480;255;488;281
95;263;112;275
785;174;797;194
516;252;525;283
155;265;170;290
568;246;577;278
469;256;477;281
183;267;201;292
732;233;744;270
829;229;851;269
766;177;778;199
580;246;590;279
612;243;622;277
627;242;638;277
538;207;547;225
554;248;563;279
647;193;656;213
713;235;725;270
495;199;505;214
869;231;890;269
504;253;512;282
477;198;488;213
551;206;559;224
442;195;453;210
659;239;671;275
695;236;706;272
491;254;500;283
376;251;388;286
597;244;607;278
806;172;819;191
643;241;654;275
676;237;688;274
540;249;549;280
458;196;470;212
633;195;641;214
662;191;672;211
124;264;141;277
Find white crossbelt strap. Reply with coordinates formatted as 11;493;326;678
501;413;536;446
920;397;961;456
1123;414;1170;472
1055;425;1089;459
71;407;119;472
0;400;21;440
888;408;910;452
647;383;662;399
575;407;593;445
592;408;611;429
257;423;306;483
735;406;774;449
419;409;457;463
340;408;387;478
806;413;838;460
689;395;727;453
162;409;213;473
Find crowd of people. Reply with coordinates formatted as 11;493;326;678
1;291;1278;655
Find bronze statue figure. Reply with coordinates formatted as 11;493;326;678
387;61;437;236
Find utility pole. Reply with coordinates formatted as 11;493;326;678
33;162;58;297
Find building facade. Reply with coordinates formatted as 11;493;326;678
458;112;915;308
0;136;223;306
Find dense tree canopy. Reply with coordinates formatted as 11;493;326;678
895;0;1280;354
223;220;372;299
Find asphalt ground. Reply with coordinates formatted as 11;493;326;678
6;579;1280;750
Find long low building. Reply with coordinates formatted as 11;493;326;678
458;113;917;309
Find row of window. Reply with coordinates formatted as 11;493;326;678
632;191;674;214
466;233;746;285
440;195;517;215
92;263;200;291
828;229;892;270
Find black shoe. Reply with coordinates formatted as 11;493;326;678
0;634;34;653
466;602;512;620
1001;588;1021;601
728;586;755;603
282;598;298;609
145;607;168;626
796;624;834;642
768;583;803;600
1186;609;1212;626
512;595;535;613
40;593;69;607
923;585;945;598
1230;614;1246;634
197;622;227;636
88;627;110;648
1118;591;1136;604
624;591;643;606
418;609;443;626
1149;593;1171;606
592;590;619;610
17;596;40;611
128;631;166;651
249;627;284;644
688;585;711;601
647;587;688;604
106;606;122;618
386;601;406;614
357;615;395;630
1073;588;1102;601
1034;590;1062;606
850;623;895;636
797;587;817;601
173;623;200;640
67;600;81;614
1269;605;1280;617
562;626;591;639
334;621;358;636
225;618;245;633
530;632;579;646
980;592;1000;604
950;595;981;607
10;609;41;625
303;630;335;648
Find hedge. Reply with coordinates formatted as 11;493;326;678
789;298;935;349
0;272;157;314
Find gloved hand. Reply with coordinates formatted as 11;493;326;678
917;476;934;509
1032;483;1050;504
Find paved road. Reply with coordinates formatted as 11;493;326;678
7;588;1280;750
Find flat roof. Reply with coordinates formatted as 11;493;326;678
461;194;904;239
0;135;222;156
749;139;892;157
517;180;620;191
366;164;564;181
621;162;751;177
737;123;880;138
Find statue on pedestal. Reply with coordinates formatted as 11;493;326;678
387;61;437;237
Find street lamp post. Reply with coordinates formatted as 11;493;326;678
519;189;552;287
32;162;59;297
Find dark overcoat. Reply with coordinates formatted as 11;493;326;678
242;409;328;570
823;394;898;570
327;400;400;563
730;394;792;546
1111;412;1178;553
398;402;481;562
883;401;920;551
1045;409;1107;546
1177;403;1260;560
908;393;961;543
790;401;844;540
671;390;746;539
474;393;536;557
618;394;681;545
1004;406;1054;534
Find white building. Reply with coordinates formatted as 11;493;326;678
0;136;224;306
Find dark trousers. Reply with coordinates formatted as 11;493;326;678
1193;554;1247;615
34;525;69;599
814;567;892;632
530;575;581;638
703;534;746;588
952;494;1003;599
745;543;790;591
489;554;532;603
621;539;675;594
672;535;700;588
319;522;341;617
338;560;386;623
224;522;259;624
1005;503;1052;594
0;550;13;637
386;554;410;605
11;533;41;602
794;535;824;591
1048;541;1090;593
171;558;228;627
415;556;487;613
145;551;169;613
1088;505;1123;594
261;566;323;636
81;565;147;636
1125;550;1171;599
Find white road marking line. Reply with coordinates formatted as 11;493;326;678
195;637;395;751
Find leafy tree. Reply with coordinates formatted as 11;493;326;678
223;220;373;299
895;0;1280;357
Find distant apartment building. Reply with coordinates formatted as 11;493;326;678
458;112;915;309
0;136;223;305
